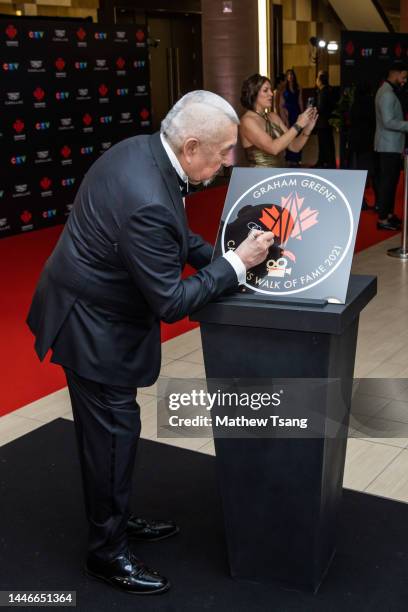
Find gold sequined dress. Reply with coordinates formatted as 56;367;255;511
244;113;287;168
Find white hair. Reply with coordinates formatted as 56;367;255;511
161;90;239;151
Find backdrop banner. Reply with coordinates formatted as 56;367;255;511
0;18;151;238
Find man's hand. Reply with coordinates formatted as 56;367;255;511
235;230;274;269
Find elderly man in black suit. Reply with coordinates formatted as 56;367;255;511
27;90;273;595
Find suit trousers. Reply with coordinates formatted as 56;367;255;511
375;152;402;220
64;367;140;561
317;127;336;169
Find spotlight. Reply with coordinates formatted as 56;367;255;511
318;39;326;48
327;41;339;53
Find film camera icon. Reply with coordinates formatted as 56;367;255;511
266;257;291;278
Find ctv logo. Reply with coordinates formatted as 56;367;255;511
42;209;57;218
80;146;93;155
35;121;50;130
361;48;373;57
116;88;128;96
56;91;70;100
3;63;19;71
100;115;112;124
134;60;145;69
28;31;44;39
95;32;107;40
75;61;87;70
61;178;75;187
11;155;26;165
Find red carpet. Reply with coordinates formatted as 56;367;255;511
0;180;403;416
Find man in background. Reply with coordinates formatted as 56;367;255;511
375;63;408;230
315;71;336;169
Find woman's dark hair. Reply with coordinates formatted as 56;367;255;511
240;73;271;110
318;71;329;87
285;68;299;92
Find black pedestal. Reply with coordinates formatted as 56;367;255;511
190;275;377;592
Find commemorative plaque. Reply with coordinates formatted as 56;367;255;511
213;168;367;304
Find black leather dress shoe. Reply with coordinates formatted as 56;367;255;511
85;552;170;595
127;516;179;541
388;214;402;226
377;221;400;231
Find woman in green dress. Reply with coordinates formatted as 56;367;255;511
240;73;317;167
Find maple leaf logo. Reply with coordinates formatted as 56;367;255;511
40;177;51;190
55;58;65;71
345;41;354;57
99;84;108;96
6;24;17;39
60;145;71;158
77;27;86;41
21;210;32;223
13;119;24;133
259;192;319;262
140;108;149;120
33;87;45;101
135;30;145;42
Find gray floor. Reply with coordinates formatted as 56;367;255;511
2;233;408;504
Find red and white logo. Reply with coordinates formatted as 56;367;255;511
33;87;45;102
40;177;52;190
345;41;354;57
140;108;150;121
116;57;125;70
60;145;71;159
395;42;403;58
76;27;86;41
99;84;108;97
135;30;145;42
6;24;17;39
55;57;66;71
13;118;24;133
20;210;32;223
82;113;92;126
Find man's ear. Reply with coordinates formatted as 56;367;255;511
182;137;200;163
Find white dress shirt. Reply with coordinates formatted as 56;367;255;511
159;132;246;285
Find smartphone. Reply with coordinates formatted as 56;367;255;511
307;96;315;108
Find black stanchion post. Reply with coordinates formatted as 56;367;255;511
388;150;408;260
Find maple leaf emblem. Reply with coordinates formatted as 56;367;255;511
259;192;319;262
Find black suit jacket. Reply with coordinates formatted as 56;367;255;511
27;132;237;386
